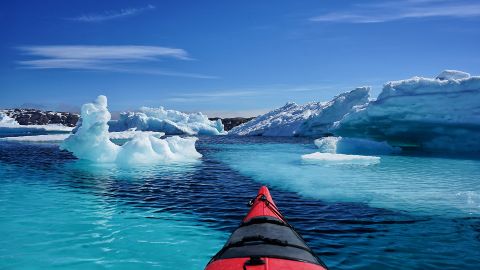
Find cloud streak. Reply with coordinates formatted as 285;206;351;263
18;45;190;61
310;0;480;23
16;45;216;79
69;5;155;22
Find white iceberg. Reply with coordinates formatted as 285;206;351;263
334;70;480;152
60;95;202;164
229;87;369;136
109;106;226;135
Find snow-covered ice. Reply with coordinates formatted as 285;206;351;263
60;95;202;164
230;70;480;153
335;70;480;152
109;106;226;135
229;87;369;136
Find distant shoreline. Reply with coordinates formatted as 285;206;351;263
1;108;254;131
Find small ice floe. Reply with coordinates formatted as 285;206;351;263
301;152;380;165
302;136;398;165
1;134;70;143
314;136;400;155
60;95;202;165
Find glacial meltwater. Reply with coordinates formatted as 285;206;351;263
1;136;479;270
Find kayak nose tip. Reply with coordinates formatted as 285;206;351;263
257;186;273;202
258;185;270;194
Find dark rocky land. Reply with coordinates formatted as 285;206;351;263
1;109;80;127
209;117;254;131
2;108;253;130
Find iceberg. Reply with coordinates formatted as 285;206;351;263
60;95;202;164
229;87;369;136
230;69;480;153
334;70;480;152
109;106;226;135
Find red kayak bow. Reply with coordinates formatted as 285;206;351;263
205;186;328;270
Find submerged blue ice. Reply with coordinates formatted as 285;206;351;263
214;140;480;216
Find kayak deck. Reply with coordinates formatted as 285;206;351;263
205;186;328;270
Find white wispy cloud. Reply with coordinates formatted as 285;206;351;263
69;4;155;22
18;45;190;61
310;0;480;23
16;45;216;79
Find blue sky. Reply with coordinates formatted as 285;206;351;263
1;0;480;117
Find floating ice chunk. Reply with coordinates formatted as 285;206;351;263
302;136;390;165
61;95;201;164
0;112;20;126
1;134;70;143
301;152;380;165
229;87;369;136
0;125;73;136
109;106;226;135
61;95;120;162
115;134;201;165
314;136;400;155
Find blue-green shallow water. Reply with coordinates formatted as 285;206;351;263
0;136;479;270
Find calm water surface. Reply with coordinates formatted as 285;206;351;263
0;136;479;270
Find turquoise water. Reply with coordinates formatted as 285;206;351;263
1;136;480;269
0;162;225;270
